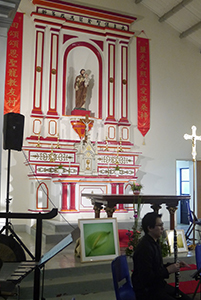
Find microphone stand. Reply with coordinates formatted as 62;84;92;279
0;148;34;259
5;149;11;236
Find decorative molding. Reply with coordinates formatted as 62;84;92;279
33;0;137;29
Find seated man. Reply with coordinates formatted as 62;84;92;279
131;212;191;300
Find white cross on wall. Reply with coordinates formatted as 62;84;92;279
184;125;201;161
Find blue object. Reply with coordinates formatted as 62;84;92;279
192;244;201;300
111;255;136;300
185;200;201;243
196;244;201;271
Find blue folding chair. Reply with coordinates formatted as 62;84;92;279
111;255;136;300
185;201;201;243
192;244;201;300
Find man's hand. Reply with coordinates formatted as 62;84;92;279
179;261;190;268
167;263;180;274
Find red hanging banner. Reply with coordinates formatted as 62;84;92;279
4;12;23;114
137;37;150;137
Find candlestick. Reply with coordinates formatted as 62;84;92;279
36;133;41;147
56;133;60;149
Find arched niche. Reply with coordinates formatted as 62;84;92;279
36;182;49;209
62;41;103;118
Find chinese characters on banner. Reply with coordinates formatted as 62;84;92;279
137;37;150;137
4;12;23;114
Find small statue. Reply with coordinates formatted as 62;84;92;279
74;69;90;109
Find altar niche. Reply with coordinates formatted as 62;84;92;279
30;0;135;143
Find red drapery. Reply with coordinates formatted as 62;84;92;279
4;12;23;114
136;37;150;137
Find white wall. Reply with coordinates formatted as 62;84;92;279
1;0;201;224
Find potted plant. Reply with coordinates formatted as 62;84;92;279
160;236;170;257
125;198;142;257
125;181;143;195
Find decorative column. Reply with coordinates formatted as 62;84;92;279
166;206;178;230
111;183;118;211
31;25;45;116
111;182;117;194
30;23;46;141
44;26;60;139
105;37;118;142
94;203;103;218
118;40;131;144
119;41;129;123
118;183;125;211
61;183;68;211
150;203;162;213
69;183;77;211
47;27;59;116
105;39;116;122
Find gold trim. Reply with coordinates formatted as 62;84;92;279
36;66;42;72
51;68;57;75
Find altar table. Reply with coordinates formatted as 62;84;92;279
82;194;190;230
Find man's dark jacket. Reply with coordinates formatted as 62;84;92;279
131;234;170;299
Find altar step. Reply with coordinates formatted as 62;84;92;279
30;220;77;244
30;219;135;244
11;260;117;299
8;254;197;300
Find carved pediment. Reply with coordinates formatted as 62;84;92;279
76;139;98;175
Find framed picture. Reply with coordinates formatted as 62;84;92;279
166;229;188;253
79;218;120;263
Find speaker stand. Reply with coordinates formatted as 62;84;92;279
0;149;34;260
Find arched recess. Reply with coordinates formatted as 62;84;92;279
62;42;103;118
36;182;49;209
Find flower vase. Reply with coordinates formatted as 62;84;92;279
58;168;63;175
133;190;140;195
115;170;120;177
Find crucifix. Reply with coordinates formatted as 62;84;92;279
184;125;201;245
80;114;94;142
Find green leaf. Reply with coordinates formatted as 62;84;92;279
85;231;112;256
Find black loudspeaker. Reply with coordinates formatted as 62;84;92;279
3;113;25;151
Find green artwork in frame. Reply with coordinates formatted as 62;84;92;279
79;218;120;262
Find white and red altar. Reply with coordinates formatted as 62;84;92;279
18;0;142;220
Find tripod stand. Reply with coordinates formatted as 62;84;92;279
0;148;34;260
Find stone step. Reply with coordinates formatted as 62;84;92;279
13;261;116;299
30;220;78;244
30;219;135;244
42;220;77;234
30;226;71;244
8;255;197;300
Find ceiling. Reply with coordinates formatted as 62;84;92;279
0;0;201;51
135;0;201;51
0;0;21;31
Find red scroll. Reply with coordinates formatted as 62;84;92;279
4;12;23;114
136;37;150;137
